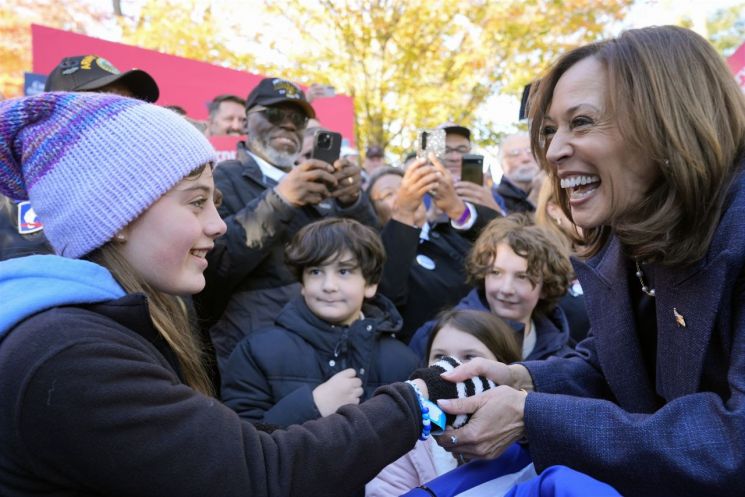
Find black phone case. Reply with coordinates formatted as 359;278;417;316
311;131;342;165
461;154;484;185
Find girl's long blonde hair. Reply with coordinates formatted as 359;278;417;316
86;163;215;396
88;244;214;396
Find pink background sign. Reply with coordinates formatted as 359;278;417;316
31;24;356;144
727;41;745;91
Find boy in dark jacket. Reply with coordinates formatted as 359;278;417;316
410;213;575;361
221;218;420;427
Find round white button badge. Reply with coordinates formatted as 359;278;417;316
416;254;436;270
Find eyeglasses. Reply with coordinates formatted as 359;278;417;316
248;105;309;129
445;146;471;155
505;147;532;157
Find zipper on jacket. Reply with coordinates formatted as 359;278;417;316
331;328;350;370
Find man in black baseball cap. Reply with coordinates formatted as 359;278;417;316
196;76;378;368
363;144;386;178
44;55;159;103
245;77;316;119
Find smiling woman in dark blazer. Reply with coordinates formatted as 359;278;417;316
435;25;745;497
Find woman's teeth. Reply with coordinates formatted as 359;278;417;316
560;175;600;189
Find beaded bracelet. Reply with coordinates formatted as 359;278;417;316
406;380;432;440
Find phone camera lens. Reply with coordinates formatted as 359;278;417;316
318;134;331;149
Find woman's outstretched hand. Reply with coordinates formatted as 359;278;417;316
434;358;534;460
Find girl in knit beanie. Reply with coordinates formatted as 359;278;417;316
0;92;488;497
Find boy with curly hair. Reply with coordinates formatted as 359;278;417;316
409;213;574;361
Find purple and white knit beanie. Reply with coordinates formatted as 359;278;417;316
0;92;216;258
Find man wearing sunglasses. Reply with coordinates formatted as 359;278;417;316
495;132;539;214
199;77;379;370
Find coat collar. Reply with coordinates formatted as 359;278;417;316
576;231;734;407
237;143;337;216
575;238;661;411
236;144;273;186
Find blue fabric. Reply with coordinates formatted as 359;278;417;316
505;466;621;497
491;187;507;212
0;254;125;338
400;443;533;497
400;443;621;497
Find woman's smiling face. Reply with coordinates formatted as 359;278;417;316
542;56;657;229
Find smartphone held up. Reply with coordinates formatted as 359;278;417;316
416;128;446;162
460;154;485;185
311;130;342;166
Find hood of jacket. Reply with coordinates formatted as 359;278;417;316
275;294;402;368
0;255;125;338
455;288;570;360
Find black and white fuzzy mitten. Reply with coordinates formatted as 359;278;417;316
409;356;496;428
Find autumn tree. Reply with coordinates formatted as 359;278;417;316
0;0;106;98
260;0;632;154
117;0;260;72
707;3;745;57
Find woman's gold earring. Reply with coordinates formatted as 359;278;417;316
554;216;562;226
115;233;126;243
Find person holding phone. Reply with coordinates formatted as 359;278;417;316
0;91;498;497
195;77;379;370
437;123;506;214
368;154;500;342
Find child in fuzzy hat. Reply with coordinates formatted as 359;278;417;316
0;92;497;497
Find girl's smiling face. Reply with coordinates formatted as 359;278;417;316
428;324;498;365
117;166;226;295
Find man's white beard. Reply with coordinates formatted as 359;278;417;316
509;165;539;184
250;135;298;171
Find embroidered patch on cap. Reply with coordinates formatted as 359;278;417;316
17;201;43;235
96;57;121;75
272;79;302;99
80;55;97;70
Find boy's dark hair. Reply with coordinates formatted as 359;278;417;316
466;213;572;315
425;309;521;365
285;218;386;285
207;94;246;118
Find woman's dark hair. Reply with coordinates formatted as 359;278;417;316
366;166;404;221
425;309;521;364
529;25;745;265
366;166;403;194
285;218;386;285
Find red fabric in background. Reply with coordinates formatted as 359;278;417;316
31;24;355;145
728;41;745;91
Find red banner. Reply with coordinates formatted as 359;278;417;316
208;135;244;162
31;24;355;145
727;41;745;91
